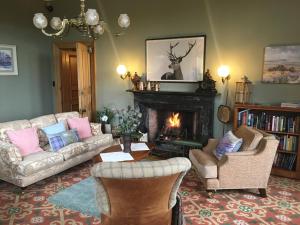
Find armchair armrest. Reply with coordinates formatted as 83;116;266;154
0;141;22;166
90;123;103;136
203;138;219;154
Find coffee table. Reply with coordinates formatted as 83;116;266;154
93;142;155;163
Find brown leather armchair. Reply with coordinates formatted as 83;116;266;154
91;157;191;225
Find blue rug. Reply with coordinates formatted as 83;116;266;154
48;177;100;217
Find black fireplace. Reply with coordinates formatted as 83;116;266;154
129;90;217;157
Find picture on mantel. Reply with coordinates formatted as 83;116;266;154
263;45;300;84
146;35;205;82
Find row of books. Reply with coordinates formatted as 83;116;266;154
273;153;297;171
238;110;300;133
278;135;298;152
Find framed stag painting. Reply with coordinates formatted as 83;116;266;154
146;35;206;82
0;44;18;76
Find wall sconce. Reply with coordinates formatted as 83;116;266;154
218;65;230;84
116;64;131;80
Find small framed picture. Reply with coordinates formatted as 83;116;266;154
0;44;18;76
262;45;300;84
146;35;206;82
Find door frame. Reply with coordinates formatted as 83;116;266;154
52;41;97;121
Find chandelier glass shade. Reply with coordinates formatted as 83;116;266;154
33;0;130;39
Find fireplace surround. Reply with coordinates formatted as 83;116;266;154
129;90;217;157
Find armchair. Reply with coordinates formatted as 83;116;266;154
189;126;279;197
91;157;191;225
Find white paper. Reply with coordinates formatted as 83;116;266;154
120;143;150;151
100;152;134;162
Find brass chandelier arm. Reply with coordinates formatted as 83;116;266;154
41;19;69;37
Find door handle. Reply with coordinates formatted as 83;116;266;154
79;109;87;114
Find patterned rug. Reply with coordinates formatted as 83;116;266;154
0;160;300;225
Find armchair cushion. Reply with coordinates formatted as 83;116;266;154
234;125;263;151
214;131;243;159
189;149;218;178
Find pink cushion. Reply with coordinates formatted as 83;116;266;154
67;117;92;139
7;127;43;157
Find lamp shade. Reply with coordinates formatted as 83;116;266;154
33;13;48;29
218;65;230;78
93;24;104;35
116;65;127;75
118;14;130;28
85;9;99;26
50;17;62;30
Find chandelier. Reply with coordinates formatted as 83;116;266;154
33;0;130;39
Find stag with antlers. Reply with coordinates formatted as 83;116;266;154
161;41;196;80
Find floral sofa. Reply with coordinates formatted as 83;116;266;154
0;112;113;187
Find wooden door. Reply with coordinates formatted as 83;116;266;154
76;42;92;119
61;50;79;112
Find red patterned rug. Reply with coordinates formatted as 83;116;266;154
0;161;300;225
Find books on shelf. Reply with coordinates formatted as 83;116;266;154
238;110;300;133
273;152;296;171
281;102;300;108
278;135;298;152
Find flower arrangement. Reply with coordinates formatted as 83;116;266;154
96;107;115;124
116;106;142;135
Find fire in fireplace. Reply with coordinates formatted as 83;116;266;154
160;112;184;141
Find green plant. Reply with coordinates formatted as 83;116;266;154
96;107;115;124
116;106;142;135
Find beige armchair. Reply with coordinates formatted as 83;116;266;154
91;157;191;225
189;126;279;197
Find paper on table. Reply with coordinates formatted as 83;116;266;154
120;143;150;151
100;152;134;162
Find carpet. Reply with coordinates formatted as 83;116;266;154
48;177;100;218
1;160;300;225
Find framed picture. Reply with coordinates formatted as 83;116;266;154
146;35;206;82
262;45;300;84
0;44;18;76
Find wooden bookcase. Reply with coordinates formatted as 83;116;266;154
233;104;300;179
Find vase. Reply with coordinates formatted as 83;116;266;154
105;124;112;134
122;134;131;153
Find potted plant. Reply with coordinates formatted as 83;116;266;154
97;107;115;134
116;106;142;152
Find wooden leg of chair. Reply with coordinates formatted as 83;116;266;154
206;190;216;198
258;188;267;198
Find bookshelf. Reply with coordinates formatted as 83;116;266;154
233;104;300;179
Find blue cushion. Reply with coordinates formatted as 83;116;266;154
42;122;66;136
214;131;243;160
48;129;80;152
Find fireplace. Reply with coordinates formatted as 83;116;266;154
129;90;216;157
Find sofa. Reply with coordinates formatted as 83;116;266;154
189;125;279;197
0;111;113;187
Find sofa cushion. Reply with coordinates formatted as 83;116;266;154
83;134;113;150
0;120;31;143
67;117;92;139
189;149;218;178
30;114;57;147
55;112;80;129
234;125;263;151
17;151;64;176
90;123;103;136
57;142;89;160
48;129;80;152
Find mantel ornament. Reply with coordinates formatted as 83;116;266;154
196;69;217;94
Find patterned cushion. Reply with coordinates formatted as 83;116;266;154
57;142;89;160
214;131;243;160
55;112;80;129
90;123;103;136
234;125;263;151
0;141;22;165
16;151;64;176
0;120;31;143
83;134;113;150
30;114;57;147
48;129;80;152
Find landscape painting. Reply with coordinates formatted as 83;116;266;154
263;45;300;84
146;36;205;82
0;45;18;75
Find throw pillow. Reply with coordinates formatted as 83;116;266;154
48;129;80;152
67;117;92;139
7;127;43;157
42;122;66;136
214;131;243;160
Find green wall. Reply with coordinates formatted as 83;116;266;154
0;1;53;122
94;0;300;137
